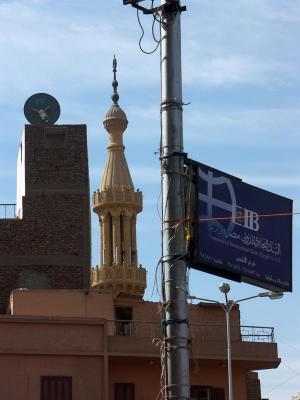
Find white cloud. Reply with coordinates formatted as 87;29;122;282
0;0;159;102
184;107;300;148
182;0;300;88
183;55;288;87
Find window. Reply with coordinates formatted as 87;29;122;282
190;386;225;400
115;383;135;400
115;307;133;336
210;388;225;400
41;376;72;400
190;386;210;400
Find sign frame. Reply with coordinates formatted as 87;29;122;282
187;159;293;292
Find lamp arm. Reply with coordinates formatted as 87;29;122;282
188;296;221;304
235;294;260;304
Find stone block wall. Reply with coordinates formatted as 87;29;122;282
0;124;91;312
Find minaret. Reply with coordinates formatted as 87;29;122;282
92;57;147;297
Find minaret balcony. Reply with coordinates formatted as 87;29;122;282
91;265;147;297
93;188;143;213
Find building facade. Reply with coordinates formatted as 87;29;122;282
0;61;280;400
1;288;279;400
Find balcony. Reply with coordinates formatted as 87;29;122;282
109;320;274;342
240;325;274;343
107;320;279;369
93;188;143;213
0;204;16;219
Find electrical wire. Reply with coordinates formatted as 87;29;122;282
152;337;167;400
156;184;163;221
135;0;181;55
137;8;161;55
262;371;300;397
281;362;300;374
151;257;163;299
151;0;161;43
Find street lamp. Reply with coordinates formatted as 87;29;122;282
188;284;283;400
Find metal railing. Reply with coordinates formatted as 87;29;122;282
112;320;162;338
240;325;274;343
109;320;275;343
0;204;16;219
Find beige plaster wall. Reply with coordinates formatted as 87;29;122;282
0;355;104;400
109;358;248;400
10;289;114;320
190;364;247;400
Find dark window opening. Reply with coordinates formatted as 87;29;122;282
115;307;133;336
41;376;72;400
115;383;135;400
120;212;125;264
191;385;225;400
108;212;113;264
190;386;210;400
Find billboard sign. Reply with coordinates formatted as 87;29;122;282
190;161;293;292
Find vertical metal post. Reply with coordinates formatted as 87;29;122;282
225;298;233;400
160;1;190;399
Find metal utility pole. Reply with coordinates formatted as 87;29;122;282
122;1;189;399
160;1;190;400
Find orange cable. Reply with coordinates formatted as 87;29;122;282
162;211;300;230
198;211;298;222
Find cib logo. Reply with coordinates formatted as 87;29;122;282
198;167;260;235
233;206;259;232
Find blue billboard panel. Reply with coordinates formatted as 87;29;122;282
191;162;292;292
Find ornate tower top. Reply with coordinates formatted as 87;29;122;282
112;55;119;105
103;56;128;135
92;57;147;298
101;57;133;192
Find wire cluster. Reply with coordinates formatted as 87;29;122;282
135;0;179;55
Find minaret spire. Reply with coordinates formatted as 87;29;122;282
112;55;119;105
91;57;147;298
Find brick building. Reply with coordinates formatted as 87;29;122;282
0;124;91;311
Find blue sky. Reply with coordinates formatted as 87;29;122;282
0;0;300;398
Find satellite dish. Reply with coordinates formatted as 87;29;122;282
24;93;60;125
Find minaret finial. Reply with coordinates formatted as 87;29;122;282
112;55;119;105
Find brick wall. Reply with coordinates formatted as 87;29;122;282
0;125;91;312
246;371;262;400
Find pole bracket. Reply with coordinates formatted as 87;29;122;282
160;152;188;160
162;318;188;327
123;0;186;15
